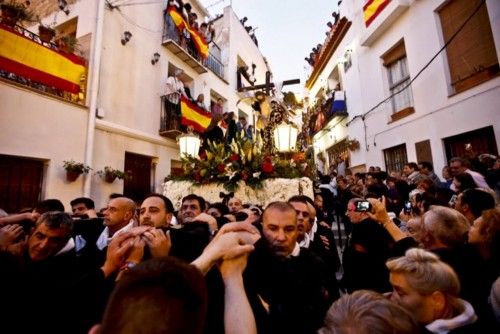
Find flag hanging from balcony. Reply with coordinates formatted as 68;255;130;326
180;96;212;133
167;6;209;59
0;24;86;94
363;0;391;27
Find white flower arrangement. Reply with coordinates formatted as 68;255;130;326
163;177;314;210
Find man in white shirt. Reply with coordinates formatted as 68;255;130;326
96;197;136;251
449;157;491;191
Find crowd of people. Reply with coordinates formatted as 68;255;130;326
164;0;215;61
0;152;499;333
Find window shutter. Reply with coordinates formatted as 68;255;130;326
382;41;406;66
438;0;499;92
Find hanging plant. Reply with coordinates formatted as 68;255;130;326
63;160;91;182
98;166;127;183
347;138;360;151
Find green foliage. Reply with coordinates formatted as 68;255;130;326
169;131;315;191
97;166;128;180
63;160;91;174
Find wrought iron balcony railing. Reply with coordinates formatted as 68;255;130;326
0;21;87;105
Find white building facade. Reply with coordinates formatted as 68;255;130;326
307;0;500;175
0;0;269;212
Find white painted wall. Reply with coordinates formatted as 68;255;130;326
1;1;273;210
0;83;89;210
310;0;500;174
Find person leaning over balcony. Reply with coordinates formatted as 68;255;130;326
165;0;180;42
165;69;187;130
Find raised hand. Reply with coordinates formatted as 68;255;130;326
143;228;171;258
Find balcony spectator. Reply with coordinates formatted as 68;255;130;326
165;69;187;131
165;0;180;43
200;22;214;44
211;98;224;120
195;94;207;111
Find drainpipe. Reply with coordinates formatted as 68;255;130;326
83;0;105;196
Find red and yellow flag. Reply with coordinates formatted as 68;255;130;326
167;6;209;59
363;0;391;27
0;24;86;93
180;96;212;133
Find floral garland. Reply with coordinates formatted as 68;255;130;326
169;131;316;191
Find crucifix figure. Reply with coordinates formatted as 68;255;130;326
237;71;300;152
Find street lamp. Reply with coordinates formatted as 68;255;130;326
178;130;200;158
273;121;298;152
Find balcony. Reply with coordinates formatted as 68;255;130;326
159;94;182;140
308;95;348;137
0;21;87;105
206;42;224;79
162;12;225;78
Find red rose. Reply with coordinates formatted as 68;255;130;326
217;163;226;173
194;172;202;182
229;153;240;162
241;171;249;181
261;161;273;173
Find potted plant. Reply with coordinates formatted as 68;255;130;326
98;166;127;183
63;160;91;182
347;138;360;151
0;1;34;27
56;34;78;53
38;22;56;43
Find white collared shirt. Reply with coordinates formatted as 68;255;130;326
96;221;134;250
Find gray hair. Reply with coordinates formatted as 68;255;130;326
319;290;419;334
386;248;460;298
37;211;73;233
421;206;470;248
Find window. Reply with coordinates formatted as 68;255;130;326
382;41;414;114
438;0;499;94
384;144;407;174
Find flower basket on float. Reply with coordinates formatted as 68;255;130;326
164;131;315;208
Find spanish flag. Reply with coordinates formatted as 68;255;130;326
167;6;209;59
0;24;86;93
180;96;212;133
363;0;391;27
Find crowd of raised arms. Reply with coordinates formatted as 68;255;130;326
0;153;499;334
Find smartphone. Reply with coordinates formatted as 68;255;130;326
403;201;412;214
355;201;372;212
449;194;458;207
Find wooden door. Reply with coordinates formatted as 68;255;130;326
0;154;44;213
123;152;153;204
443;126;498;161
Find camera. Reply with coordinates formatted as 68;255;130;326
404;201;412;214
355;201;372;212
449;194;458;207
